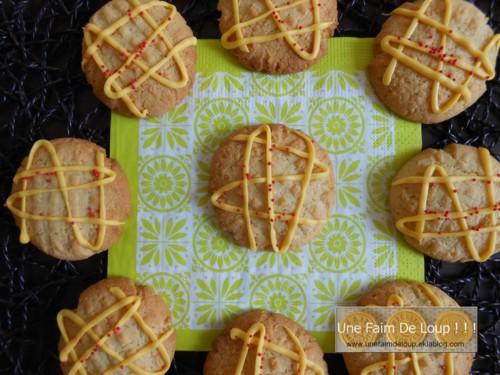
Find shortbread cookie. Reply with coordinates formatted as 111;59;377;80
369;0;499;124
57;277;176;375
5;138;130;261
343;280;474;375
218;0;338;73
204;310;328;375
209;124;335;253
390;144;500;262
82;0;197;117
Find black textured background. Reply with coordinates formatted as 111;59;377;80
0;0;499;374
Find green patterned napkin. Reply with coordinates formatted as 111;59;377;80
108;38;424;352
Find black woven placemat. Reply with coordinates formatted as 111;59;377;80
0;1;498;374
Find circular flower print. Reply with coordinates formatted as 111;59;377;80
193;216;247;272
250;275;306;322
367;156;396;212
144;273;190;327
308;97;365;154
194;99;248;152
139;156;190;212
310;215;366;273
252;73;304;96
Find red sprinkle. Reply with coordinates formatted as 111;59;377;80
87;207;96;218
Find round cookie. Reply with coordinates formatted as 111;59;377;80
57;277;176;375
82;0;197;118
390;143;500;262
204;310;328;375
343;280;474;375
209;124;335;252
5;138;131;261
368;0;499;124
218;0;338;73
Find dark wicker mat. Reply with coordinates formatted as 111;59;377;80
0;1;498;374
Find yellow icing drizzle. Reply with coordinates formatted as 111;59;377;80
57;286;173;375
210;125;331;253
361;283;453;375
5;140;124;251
221;0;333;60
83;0;197;117
392;147;498;262
381;0;500;114
230;322;324;375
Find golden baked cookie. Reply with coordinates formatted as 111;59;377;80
82;0;197;118
57;277;176;375
204;310;328;375
390;143;500;262
218;0;338;73
369;0;500;124
209;124;335;253
5;138;130;261
343;280;474;375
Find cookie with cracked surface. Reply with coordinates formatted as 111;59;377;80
390;143;500;262
209;124;335;253
57;277;176;375
204;310;328;375
6;138;131;261
368;0;499;124
82;0;197;118
343;280;474;375
218;0;338;74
